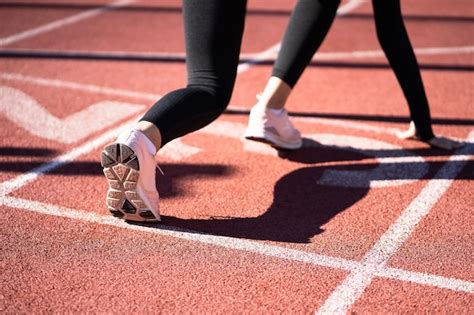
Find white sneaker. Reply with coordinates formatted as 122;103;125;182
100;129;161;222
244;103;302;150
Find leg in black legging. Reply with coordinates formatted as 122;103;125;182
141;0;247;147
272;0;341;88
372;0;434;140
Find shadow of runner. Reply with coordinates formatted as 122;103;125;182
2;142;470;243
278;138;466;163
163;165;368;243
158;142;473;243
224;108;474;127
0;146;56;157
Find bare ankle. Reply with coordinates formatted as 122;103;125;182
136;121;162;151
258;77;292;110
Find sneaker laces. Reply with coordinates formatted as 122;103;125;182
154;157;165;175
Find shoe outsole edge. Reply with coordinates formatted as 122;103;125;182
244;132;302;150
101;143;160;222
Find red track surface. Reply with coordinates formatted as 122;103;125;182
1;0;473;313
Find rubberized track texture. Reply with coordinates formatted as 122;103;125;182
0;0;473;313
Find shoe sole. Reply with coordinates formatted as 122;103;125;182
100;143;160;222
245;131;302;150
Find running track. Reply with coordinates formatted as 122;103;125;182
1;0;473;313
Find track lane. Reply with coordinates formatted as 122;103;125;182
1;0;473;312
1;206;348;313
352;278;473;313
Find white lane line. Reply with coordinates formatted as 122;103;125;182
0;196;360;273
236;0;365;73
0;0;367;195
2;45;471;63
0;72;159;101
1;195;473;294
237;43;281;73
0;116;139;196
314;45;474;61
296;115;401;136
0;0;362;53
1;0;471;295
316;132;474;315
0;48;188;60
0;0;363;67
0;0;133;47
0;72;400;135
379;267;474;294
227;105;401;135
0;86;145;143
336;0;366;15
243;45;474;62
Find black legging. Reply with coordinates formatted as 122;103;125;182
141;0;433;146
141;0;247;146
273;0;434;140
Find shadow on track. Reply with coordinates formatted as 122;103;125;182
156;142;472;243
224;108;474;127
0;146;56;157
163;165;367;243
1;142;471;244
2;49;472;73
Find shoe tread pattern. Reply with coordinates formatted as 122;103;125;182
101;143;159;222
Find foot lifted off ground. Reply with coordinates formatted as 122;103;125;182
101;143;160;222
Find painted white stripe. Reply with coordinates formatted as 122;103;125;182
237;43;281;73
200;119;247;139
0;73;401;135
0;0;133;47
242;45;474;63
0;116;138;196
314;45;474;61
1;195;472;295
412;45;474;56
311;134;428;188
316;132;474;314
0;196;361;272
0;48;188;60
0;113;470;298
2;0;471;305
158;138;202;161
379;267;474;294
1;72;462;150
236;0;365;73
0;61;472;306
246;44;473;62
0;0;364;55
295;116;400;136
336;0;366;15
229;105;401;136
2;45;472;63
0;0;367;193
0;72;159;100
0;86;144;143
